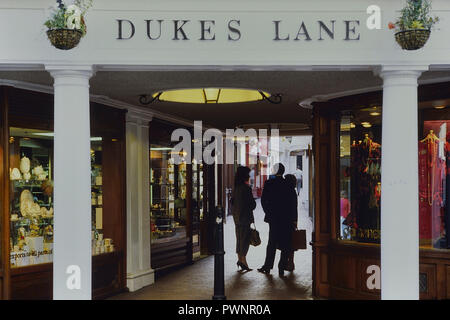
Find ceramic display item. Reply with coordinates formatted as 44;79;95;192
20;156;31;174
29;219;40;236
44;225;53;242
10;168;22;180
23;172;31;181
40;207;48;217
40;207;54;217
33;165;44;176
20;190;34;217
20;200;33;217
33;165;47;180
31;203;41;217
20;189;33;203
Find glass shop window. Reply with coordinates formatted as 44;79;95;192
339;107;382;244
150;145;188;242
418;116;450;250
9;128;54;267
9;129;116;268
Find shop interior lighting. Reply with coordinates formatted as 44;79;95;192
370;112;381;116
31;132;102;141
150;147;172;151
139;88;282;105
434;105;446;109
361;122;372;128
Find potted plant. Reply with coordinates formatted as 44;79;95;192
389;0;439;50
44;0;93;50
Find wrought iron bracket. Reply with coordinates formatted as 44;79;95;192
259;91;282;104
139;92;162;105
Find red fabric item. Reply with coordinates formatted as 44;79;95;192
418;139;445;242
340;198;350;219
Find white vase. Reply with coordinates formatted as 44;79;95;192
20;157;31;174
10;168;22;180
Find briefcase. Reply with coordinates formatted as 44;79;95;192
292;229;307;250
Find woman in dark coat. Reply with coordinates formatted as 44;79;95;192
232;166;256;271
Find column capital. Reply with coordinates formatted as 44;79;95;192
45;64;96;79
373;65;429;79
126;110;153;127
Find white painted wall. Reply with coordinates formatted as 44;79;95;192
1;1;450;68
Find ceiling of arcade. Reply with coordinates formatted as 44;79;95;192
0;70;450;132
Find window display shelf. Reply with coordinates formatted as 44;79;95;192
9;131;54;269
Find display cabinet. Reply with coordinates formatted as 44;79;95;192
9;129;54;268
150;146;177;241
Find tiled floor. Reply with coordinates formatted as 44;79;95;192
110;199;313;300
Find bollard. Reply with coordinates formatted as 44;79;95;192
212;206;226;300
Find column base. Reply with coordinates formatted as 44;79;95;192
126;269;155;292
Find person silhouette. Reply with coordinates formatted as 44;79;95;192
258;163;297;277
231;166;256;271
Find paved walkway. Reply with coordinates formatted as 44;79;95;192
111;199;313;300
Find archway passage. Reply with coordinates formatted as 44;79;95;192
2;69;450;300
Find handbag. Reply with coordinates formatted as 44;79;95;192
250;223;261;247
292;229;307;250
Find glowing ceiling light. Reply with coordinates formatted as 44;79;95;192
139;88;282;105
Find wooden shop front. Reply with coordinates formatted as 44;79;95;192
312;81;450;300
0;86;127;300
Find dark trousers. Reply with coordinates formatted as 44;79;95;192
263;225;291;270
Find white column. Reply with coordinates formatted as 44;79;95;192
126;111;155;292
46;65;94;300
378;65;428;300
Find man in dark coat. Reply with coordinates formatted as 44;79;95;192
258;163;298;277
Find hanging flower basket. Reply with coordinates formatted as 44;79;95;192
44;1;92;50
388;0;439;51
394;29;431;50
46;29;83;50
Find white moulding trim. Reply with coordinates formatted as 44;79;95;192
0;78;202;129
298;74;450;109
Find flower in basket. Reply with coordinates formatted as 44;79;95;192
44;0;93;37
388;0;439;32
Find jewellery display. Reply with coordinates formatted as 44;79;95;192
419;125;450;249
339;117;381;244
